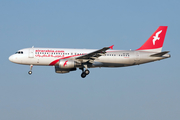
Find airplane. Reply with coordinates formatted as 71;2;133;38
9;26;170;78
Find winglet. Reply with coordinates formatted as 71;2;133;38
109;45;114;49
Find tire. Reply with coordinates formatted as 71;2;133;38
85;69;90;75
81;72;86;78
28;71;32;75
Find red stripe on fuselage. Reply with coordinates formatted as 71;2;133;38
49;55;80;66
49;59;60;66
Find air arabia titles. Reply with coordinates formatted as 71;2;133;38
35;49;65;58
35;50;64;53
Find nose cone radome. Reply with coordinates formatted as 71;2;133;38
9;55;14;62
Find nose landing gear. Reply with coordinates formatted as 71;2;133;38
28;71;32;75
28;64;33;75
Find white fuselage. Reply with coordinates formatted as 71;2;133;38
9;48;170;68
8;26;170;78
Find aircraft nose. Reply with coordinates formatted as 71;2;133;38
9;55;14;62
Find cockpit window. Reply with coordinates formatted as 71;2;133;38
15;51;23;54
15;51;20;54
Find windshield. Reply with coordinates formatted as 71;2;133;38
15;51;23;54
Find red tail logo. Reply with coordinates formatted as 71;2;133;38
137;26;168;51
153;30;162;45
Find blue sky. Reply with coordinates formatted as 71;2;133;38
0;0;179;120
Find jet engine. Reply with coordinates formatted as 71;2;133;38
59;59;76;69
55;59;81;74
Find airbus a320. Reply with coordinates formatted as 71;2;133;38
9;26;170;78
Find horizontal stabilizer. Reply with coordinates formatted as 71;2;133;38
150;51;169;57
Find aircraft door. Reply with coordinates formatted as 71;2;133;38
28;48;34;58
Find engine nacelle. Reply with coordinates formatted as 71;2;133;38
59;59;76;69
55;66;76;74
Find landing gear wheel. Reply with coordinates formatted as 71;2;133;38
81;72;86;78
28;71;32;75
28;65;33;75
85;69;90;75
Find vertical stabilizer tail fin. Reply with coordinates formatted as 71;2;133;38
136;26;168;52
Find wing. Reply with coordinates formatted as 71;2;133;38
76;45;114;61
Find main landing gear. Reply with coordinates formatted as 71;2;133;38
28;64;33;75
81;69;90;78
80;64;90;78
